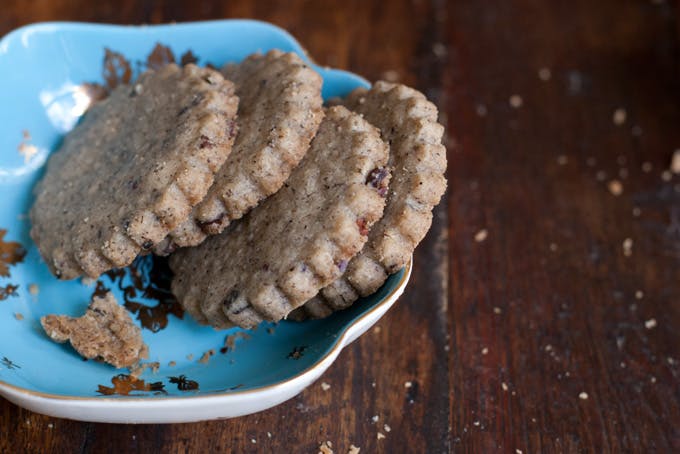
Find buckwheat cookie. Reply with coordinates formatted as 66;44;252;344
296;81;447;319
154;50;323;254
30;64;239;279
170;106;390;329
41;291;148;369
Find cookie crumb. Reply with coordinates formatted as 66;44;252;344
661;170;672;182
321;382;331;391
432;42;447;58
612;108;627;126
81;277;96;286
622;238;633;257
516;449;523;454
348;445;361;454
501;382;508;391
481;347;489;355
493;307;502;314
538;67;551;81
40;292;147;368
509;94;523;108
371;415;379;423
129;361;160;377
557;155;568;165
48;423;54;429
635;290;644;300
608;179;623;196
14;313;23;321
579;392;589;400
671;150;680;174
650;376;657;383
198;349;215;364
381;70;399;82
383;424;391;432
376;432;386;440
168;361;176;367
18;133;39;163
28;283;39;295
474;229;488;242
319;441;334;454
221;331;252;353
645;318;657;329
404;381;413;388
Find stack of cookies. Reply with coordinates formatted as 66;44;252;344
31;50;447;330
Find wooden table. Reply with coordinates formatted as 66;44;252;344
2;1;679;452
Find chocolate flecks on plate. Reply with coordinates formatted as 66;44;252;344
102;48;132;91
180;50;199;66
219;331;251;354
168;375;199;391
93;255;183;333
96;374;165;396
0;229;26;278
146;43;176;71
0;229;26;301
81;44;200;111
287;345;307;360
0;284;19;301
1;356;20;370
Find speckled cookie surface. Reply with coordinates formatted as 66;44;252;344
40;292;148;369
30;64;239;279
155;50;323;254
170;106;389;329
297;81;447;319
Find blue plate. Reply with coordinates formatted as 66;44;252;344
0;20;411;423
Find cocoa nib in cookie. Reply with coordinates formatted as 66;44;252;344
367;167;390;197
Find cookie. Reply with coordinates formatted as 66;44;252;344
155;50;323;254
170;105;390;329
30;64;239;279
296;81;447;318
41;291;148;368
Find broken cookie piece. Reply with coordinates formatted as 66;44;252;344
40;291;148;368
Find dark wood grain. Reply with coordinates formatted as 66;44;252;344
1;1;679;452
